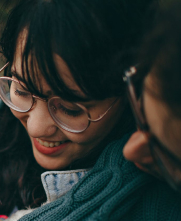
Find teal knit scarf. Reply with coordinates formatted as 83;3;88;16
19;133;181;221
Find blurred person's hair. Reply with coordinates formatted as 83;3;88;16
138;0;181;118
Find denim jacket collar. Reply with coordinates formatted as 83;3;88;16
41;169;90;203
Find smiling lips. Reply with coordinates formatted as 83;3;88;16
33;138;70;155
36;138;64;147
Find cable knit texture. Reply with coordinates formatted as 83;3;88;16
19;133;181;221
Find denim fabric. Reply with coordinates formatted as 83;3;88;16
41;169;90;202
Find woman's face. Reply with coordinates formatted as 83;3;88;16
123;73;181;175
10;39;124;170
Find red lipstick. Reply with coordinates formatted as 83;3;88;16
33;138;70;155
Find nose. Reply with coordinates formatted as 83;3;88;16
26;99;58;138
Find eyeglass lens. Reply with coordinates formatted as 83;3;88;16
48;97;89;132
0;78;33;112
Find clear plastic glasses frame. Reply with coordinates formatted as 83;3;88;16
123;66;181;193
0;62;117;133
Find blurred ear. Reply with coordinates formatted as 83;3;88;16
123;131;153;165
123;131;163;179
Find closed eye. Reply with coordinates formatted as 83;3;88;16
15;89;31;97
57;103;83;117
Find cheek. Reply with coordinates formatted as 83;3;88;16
10;108;27;126
10;108;21;119
61;122;110;145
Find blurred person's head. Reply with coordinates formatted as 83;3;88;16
123;0;181;192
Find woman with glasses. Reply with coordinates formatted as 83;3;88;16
123;1;181;194
1;0;181;220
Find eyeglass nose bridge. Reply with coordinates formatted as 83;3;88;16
32;94;48;103
30;94;49;111
31;95;67;116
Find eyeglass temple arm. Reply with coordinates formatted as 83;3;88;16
88;99;118;122
124;66;148;131
0;62;9;72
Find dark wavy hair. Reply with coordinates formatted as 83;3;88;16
0;0;158;215
138;0;181;117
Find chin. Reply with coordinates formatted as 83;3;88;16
31;142;73;170
33;151;70;170
36;157;70;170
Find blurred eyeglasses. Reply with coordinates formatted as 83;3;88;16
0;62;117;133
123;66;181;192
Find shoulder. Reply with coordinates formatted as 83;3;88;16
123;179;181;221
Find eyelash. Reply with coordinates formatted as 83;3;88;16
15;89;30;97
57;103;83;117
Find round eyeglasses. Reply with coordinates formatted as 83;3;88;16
0;63;117;133
123;66;181;193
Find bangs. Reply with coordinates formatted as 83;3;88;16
2;0;96;102
20;0;119;101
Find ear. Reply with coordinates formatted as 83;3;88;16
123;131;164;179
123;131;153;165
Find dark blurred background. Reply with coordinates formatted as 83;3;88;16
0;0;20;69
